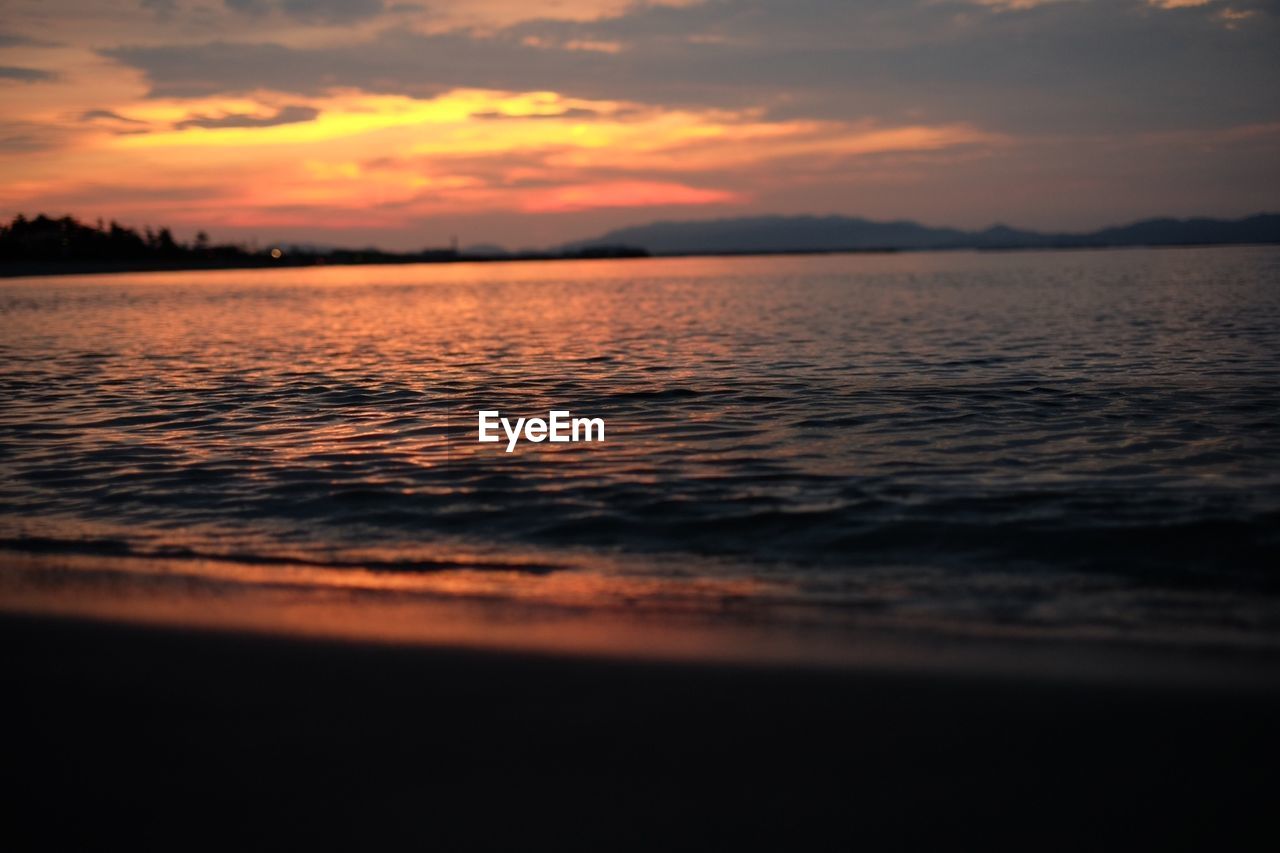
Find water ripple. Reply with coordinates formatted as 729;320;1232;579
2;249;1279;645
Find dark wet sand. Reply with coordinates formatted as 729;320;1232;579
4;612;1278;850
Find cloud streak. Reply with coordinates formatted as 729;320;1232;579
0;65;55;82
102;0;1280;134
174;104;320;130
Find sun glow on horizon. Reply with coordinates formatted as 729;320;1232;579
0;82;1002;234
2;0;1271;247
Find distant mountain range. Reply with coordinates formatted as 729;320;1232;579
562;213;1280;256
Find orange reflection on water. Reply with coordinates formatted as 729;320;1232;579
0;548;854;668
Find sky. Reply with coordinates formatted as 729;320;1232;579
0;0;1277;250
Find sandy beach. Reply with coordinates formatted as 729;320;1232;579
5;596;1279;849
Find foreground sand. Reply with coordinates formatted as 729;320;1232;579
5;610;1278;850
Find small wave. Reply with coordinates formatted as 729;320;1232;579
0;536;563;575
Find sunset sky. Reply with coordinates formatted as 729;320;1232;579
1;0;1276;250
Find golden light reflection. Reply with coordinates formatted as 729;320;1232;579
0;548;835;668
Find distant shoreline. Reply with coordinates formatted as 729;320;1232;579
3;239;1276;280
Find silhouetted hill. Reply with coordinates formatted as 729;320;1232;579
563;213;1280;255
1080;216;1280;247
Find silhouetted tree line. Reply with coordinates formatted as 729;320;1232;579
0;213;648;276
0;213;250;264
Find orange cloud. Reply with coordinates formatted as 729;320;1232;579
0;73;1007;244
521;181;743;213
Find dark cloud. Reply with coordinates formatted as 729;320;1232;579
281;0;384;24
173;104;320;129
140;0;179;19
0;30;60;48
471;107;602;120
223;0;270;15
82;109;149;125
0;65;55;82
223;0;385;24
104;0;1280;133
0;126;64;152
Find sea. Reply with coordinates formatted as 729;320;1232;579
2;247;1278;666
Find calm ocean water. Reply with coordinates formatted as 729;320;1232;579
2;247;1279;652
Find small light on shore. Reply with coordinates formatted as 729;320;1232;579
270;248;282;259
